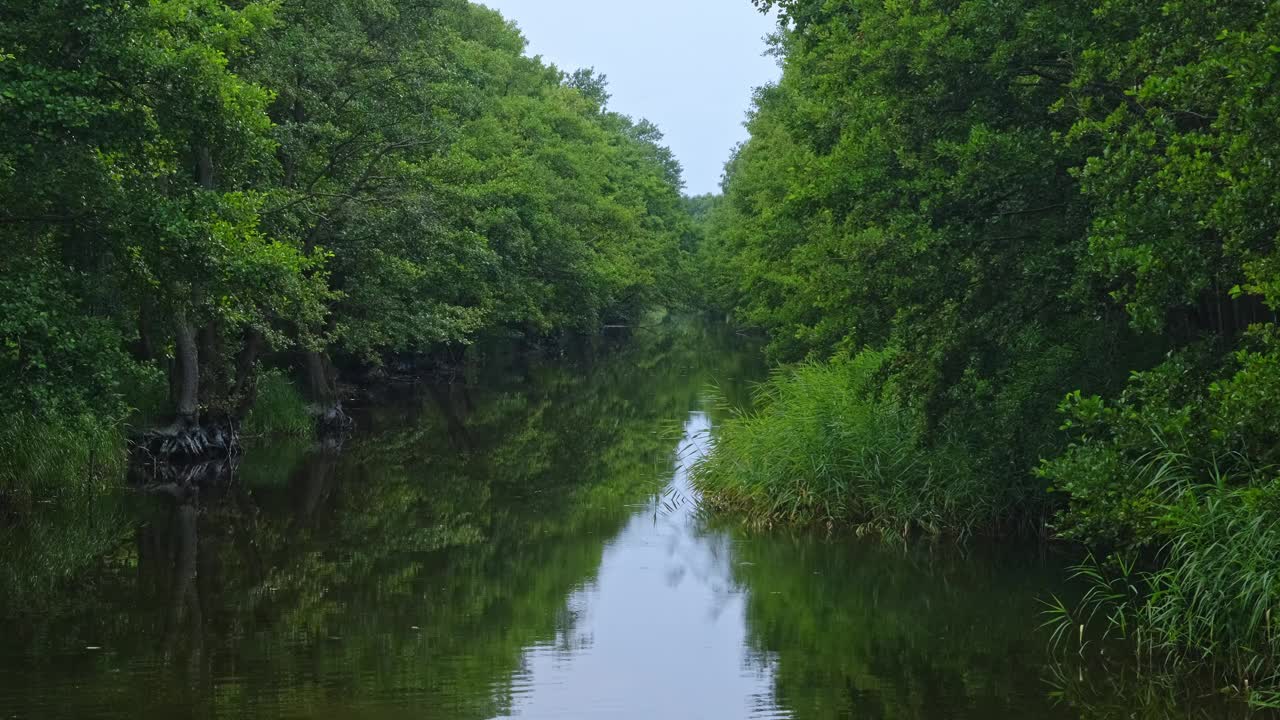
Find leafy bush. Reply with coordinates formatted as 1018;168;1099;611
118;362;170;430
692;350;997;537
1045;335;1280;695
1044;333;1280;547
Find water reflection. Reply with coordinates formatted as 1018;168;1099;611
0;320;1271;719
493;412;788;720
0;321;769;719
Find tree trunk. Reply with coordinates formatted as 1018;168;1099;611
195;146;214;190
232;328;264;420
304;350;335;405
281;93;305;187
199;320;228;418
135;302;156;362
173;311;200;428
163;501;201;666
304;350;351;431
144;316;238;460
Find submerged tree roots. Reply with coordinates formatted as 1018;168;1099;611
134;423;240;463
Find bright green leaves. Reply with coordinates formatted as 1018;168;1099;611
1;0;691;439
243;0;687;362
707;0;1115;487
0;0;292;421
1039;1;1280;558
712;0;1280;515
1068;0;1280;335
723;0;1280;689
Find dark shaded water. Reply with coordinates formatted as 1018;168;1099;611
0;322;1266;719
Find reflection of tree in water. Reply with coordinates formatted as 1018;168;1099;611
0;318;766;719
3;321;1262;719
724;537;1080;720
157;500;201;665
726;534;1274;720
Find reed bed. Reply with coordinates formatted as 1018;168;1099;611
691;351;1010;538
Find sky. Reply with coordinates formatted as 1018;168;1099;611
479;1;781;196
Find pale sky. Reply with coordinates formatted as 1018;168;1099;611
479;1;781;196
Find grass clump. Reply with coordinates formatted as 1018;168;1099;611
692;350;992;537
242;369;313;437
1047;445;1280;700
0;411;128;513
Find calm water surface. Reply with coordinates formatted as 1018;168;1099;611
0;323;1265;719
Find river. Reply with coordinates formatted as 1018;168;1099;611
0;320;1263;719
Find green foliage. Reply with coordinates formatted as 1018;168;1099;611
701;0;1149;496
0;412;127;508
242;369;312;437
1044;330;1280;546
247;0;691;359
1145;478;1280;684
693;351;999;536
117;362;171;429
1;0;691;446
704;0;1280;693
1048;471;1280;701
0;244;131;417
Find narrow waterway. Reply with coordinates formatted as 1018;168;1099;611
0;321;1263;719
491;411;787;720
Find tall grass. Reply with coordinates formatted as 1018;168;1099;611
242;369;313;437
1046;444;1280;700
0;412;128;512
1145;476;1280;688
691;350;999;537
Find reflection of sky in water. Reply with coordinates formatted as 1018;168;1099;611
495;411;789;719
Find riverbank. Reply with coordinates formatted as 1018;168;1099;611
0;319;669;514
692;351;1280;706
0;369;311;516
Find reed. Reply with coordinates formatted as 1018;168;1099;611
242;370;313;437
1045;444;1280;700
691;351;1005;537
0;411;128;515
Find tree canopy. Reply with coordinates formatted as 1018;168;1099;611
0;0;694;448
695;0;1280;692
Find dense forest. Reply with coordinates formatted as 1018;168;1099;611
692;0;1280;700
0;0;695;493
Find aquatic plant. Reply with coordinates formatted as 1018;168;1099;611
1045;444;1280;701
0;412;127;512
692;351;1004;537
242;370;314;437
